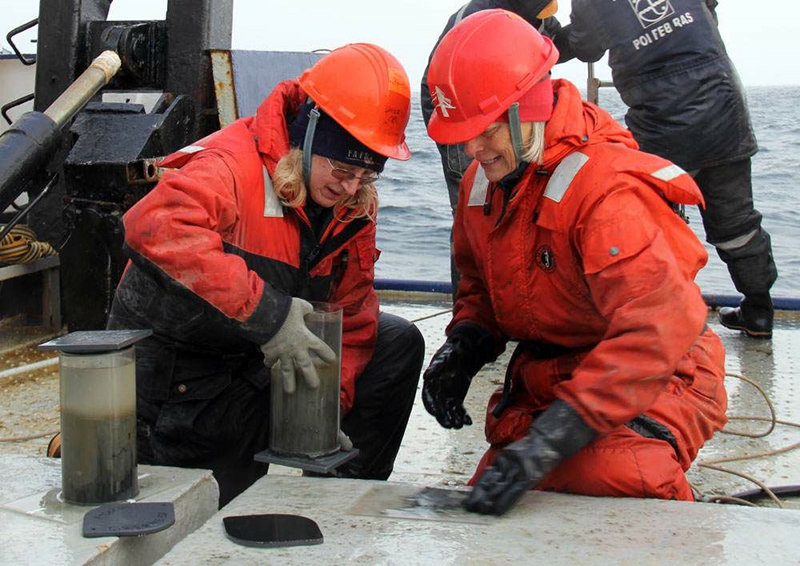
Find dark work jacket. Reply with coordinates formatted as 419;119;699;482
559;0;756;170
420;0;559;127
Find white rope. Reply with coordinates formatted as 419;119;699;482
0;357;58;382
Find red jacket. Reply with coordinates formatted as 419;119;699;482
451;79;724;435
118;81;378;412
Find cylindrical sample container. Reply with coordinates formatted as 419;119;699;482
59;347;138;504
269;303;342;458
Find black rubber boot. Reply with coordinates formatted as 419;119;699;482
718;294;773;339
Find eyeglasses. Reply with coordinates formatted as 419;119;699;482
325;158;379;187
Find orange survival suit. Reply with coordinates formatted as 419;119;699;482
452;80;728;499
109;52;424;508
114;81;379;414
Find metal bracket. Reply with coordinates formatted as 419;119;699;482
6;19;38;66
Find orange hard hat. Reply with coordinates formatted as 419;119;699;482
426;9;559;145
299;43;411;160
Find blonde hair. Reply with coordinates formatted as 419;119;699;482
520;121;546;165
273;148;378;221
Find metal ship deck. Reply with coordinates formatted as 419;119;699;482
1;295;799;565
0;4;798;560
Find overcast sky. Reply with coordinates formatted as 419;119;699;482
2;0;798;88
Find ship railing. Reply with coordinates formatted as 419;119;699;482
586;62;614;105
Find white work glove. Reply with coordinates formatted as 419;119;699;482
338;429;354;452
260;298;336;393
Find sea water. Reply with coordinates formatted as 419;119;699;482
376;86;800;298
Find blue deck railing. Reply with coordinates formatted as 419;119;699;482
374;279;800;312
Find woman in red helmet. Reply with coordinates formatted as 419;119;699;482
423;9;727;515
107;44;424;507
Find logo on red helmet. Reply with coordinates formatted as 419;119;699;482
432;86;456;118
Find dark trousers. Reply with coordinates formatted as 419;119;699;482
435;140;472;299
338;312;424;479
112;309;424;507
693;158;777;299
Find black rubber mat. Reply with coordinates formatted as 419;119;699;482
223;514;323;548
82;502;175;538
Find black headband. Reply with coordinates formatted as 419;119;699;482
289;100;387;173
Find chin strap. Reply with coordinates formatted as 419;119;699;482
508;102;525;165
302;106;321;186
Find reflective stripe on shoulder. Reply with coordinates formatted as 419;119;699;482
455;3;469;24
651;164;687;182
467;166;490;207
262;165;284;218
544;152;590;203
179;145;206;154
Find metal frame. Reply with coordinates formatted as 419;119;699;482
0;255;61;330
587;62;614;105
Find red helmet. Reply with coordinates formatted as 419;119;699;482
426;9;559;145
299;43;411;160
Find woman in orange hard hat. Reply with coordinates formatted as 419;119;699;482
107;44;424;507
423;10;727;515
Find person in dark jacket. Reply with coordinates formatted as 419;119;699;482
106;44;424;507
420;0;560;297
553;0;777;338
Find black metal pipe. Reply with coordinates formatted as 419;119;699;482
0;50;121;217
0;112;61;214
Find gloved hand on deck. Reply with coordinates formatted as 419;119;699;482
338;429;354;452
422;323;499;429
464;400;597;515
260;297;336;394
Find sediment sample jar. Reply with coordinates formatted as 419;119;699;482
59;347;138;504
269;303;342;458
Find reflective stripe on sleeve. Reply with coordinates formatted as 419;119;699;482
716;229;757;251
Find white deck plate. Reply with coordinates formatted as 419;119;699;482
158;475;800;566
0;455;219;566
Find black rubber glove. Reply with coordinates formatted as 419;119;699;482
422;324;498;429
464;399;597;515
552;22;576;64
